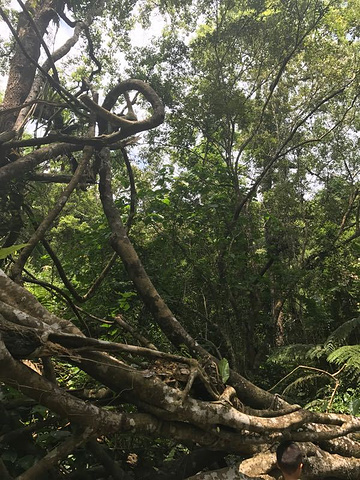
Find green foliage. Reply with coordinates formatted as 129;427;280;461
0;243;28;259
117;291;137;312
268;316;360;407
305;386;360;415
350;397;360;416
218;358;230;384
327;345;360;372
282;373;326;398
324;317;360;351
2;0;360;473
2;0;356;379
164;443;189;462
269;344;316;367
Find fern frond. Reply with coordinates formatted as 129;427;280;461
269;344;316;365
282;373;325;396
306;344;326;360
305;398;328;411
324;317;360;353
327;345;360;372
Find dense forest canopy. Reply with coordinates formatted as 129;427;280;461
0;0;360;478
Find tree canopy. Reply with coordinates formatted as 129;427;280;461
0;0;360;479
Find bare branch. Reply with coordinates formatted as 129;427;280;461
0;142;83;187
114;314;158;350
9;146;94;282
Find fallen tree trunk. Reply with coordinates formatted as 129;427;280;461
1;269;360;479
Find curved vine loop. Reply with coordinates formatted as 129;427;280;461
80;79;165;138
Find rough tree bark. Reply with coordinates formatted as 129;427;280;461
0;0;63;132
1;269;360;480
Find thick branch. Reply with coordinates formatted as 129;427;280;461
87;439;127;480
0;0;60;132
98;147;201;354
81;79;165;136
98;147;291;409
27;172;95;183
120;146;137;232
14;21;86;132
0;142;82;187
0;337;160;434
17;0;60;83
0;4;87;124
0;338;254;453
0;270;81;334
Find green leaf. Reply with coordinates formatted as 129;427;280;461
160;197;171;205
218;358;229;384
350;398;360;416
0;243;29;259
31;405;48;418
119;291;137;312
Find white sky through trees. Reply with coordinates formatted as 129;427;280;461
0;1;166;92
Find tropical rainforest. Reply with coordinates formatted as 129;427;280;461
0;0;360;478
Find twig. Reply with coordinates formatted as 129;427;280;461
269;365;337;392
0;99;68;116
75;306;113;325
21;274;91;337
114;314;157;350
269;364;346;411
